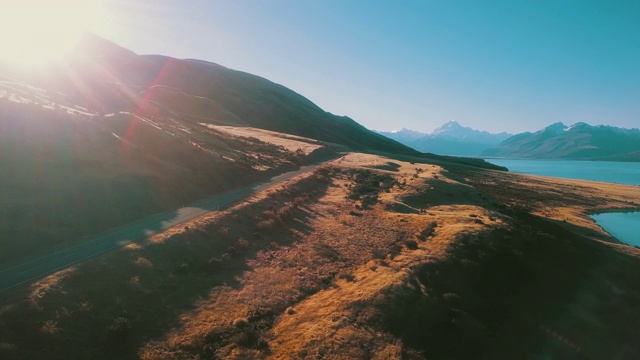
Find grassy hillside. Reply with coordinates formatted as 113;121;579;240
0;32;507;264
1;153;639;359
0;89;335;262
20;34;420;157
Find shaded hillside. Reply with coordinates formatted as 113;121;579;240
1;154;639;359
27;33;417;156
1;33;506;171
379;121;511;156
0;84;335;262
482;122;640;161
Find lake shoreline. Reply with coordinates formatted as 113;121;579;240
483;156;640;163
591;211;640;248
589;209;640;215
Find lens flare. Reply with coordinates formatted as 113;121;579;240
0;0;111;66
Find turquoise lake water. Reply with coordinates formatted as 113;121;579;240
484;159;640;246
485;159;640;186
591;212;640;247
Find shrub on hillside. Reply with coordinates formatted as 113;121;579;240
256;218;276;232
103;317;131;346
347;169;395;201
293;196;306;207
404;239;419;250
218;226;230;237
361;194;379;209
208;257;225;272
277;203;297;220
417;221;438;241
236;237;250;250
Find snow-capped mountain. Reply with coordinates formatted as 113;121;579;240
378;121;512;156
481;122;640;161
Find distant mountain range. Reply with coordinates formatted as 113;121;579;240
380;121;640;162
482;122;640;161
378;121;512;156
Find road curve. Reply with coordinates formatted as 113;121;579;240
0;159;334;293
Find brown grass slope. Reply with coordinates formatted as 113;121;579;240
1;153;639;359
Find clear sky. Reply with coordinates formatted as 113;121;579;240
72;1;640;133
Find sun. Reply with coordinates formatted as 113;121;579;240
0;0;110;66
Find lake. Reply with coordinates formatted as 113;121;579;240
591;212;640;247
485;159;640;186
485;158;640;247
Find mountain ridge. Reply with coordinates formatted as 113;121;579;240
53;33;504;169
482;122;640;161
61;35;420;155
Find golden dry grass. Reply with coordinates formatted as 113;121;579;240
1;153;640;359
459;168;640;243
266;158;510;359
205;125;324;155
137;155;514;358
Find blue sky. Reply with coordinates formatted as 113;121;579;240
99;0;639;134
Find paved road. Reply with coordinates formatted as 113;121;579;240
0;160;333;293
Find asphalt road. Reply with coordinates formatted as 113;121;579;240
0;160;332;293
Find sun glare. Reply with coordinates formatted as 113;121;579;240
0;0;110;66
